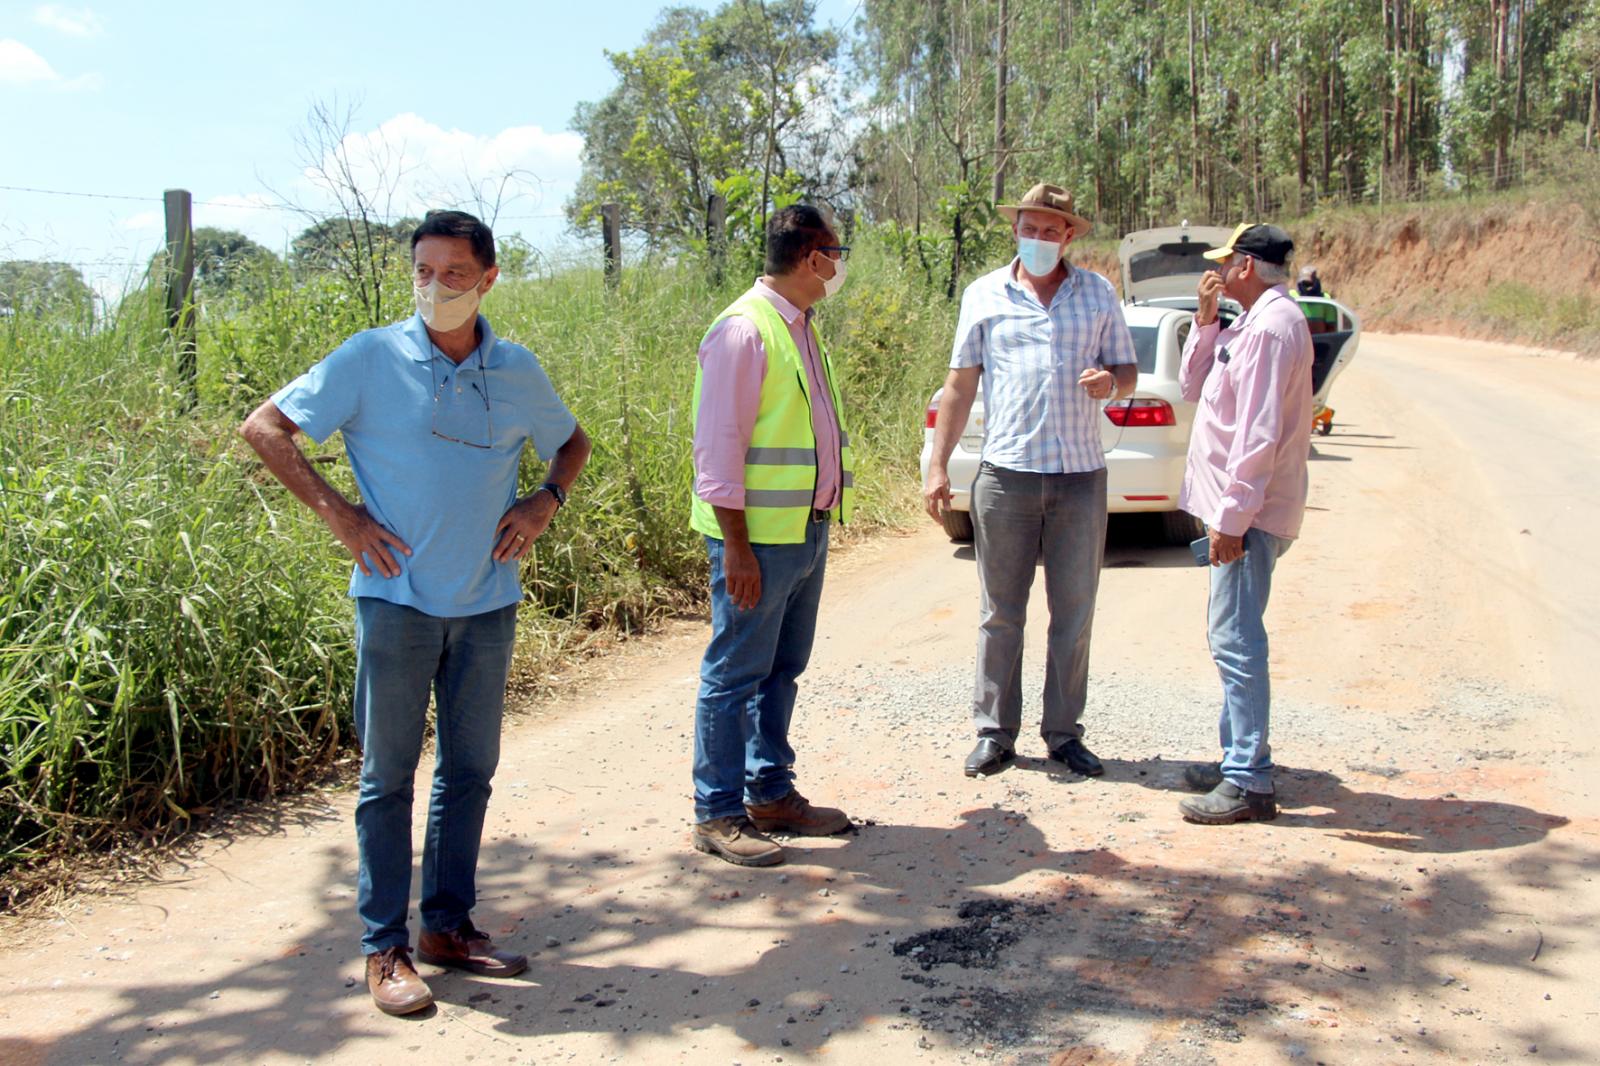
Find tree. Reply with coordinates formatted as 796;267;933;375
567;1;840;250
290;217;415;278
269;98;417;328
0;261;93;321
192;228;280;290
144;228;283;299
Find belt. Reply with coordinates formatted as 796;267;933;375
809;508;832;523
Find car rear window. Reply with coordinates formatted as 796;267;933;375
1128;325;1159;373
1128;241;1216;283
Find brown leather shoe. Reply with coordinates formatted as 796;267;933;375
366;946;433;1016
745;789;850;836
416;921;528;977
692;815;785;866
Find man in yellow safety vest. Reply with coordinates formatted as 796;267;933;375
687;204;855;867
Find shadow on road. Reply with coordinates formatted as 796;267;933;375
21;762;1589;1065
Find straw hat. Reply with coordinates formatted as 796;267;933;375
997;182;1092;235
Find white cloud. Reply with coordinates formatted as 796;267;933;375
302;113;585;227
116;210;161;231
32;5;104;37
0;39;60;84
0;38;99;89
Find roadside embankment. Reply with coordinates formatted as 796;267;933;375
1077;189;1600;357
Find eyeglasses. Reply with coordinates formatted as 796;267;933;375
430;350;494;449
414;265;486;290
816;245;851;261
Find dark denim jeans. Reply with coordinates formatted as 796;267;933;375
1207;527;1292;793
352;597;518;954
970;464;1108;750
692;519;828;822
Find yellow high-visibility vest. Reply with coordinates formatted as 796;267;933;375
690;292;855;544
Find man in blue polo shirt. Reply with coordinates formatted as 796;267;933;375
241;210;590;1016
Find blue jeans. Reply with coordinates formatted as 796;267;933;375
352;597;518;954
1206;527;1292;794
693;520;828;822
970;464;1107;749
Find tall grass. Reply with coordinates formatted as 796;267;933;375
0;232;957;896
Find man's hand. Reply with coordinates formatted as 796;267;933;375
723;539;761;610
1196;270;1224;327
1208;528;1246;566
1077;367;1115;400
923;465;953;523
327;503;412;578
493;491;558;563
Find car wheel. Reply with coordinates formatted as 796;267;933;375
941;509;974;542
1161;509;1204;545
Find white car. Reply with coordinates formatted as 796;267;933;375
920;224;1359;543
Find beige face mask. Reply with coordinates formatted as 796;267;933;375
414;278;483;331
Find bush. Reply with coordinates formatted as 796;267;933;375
0;232;959;893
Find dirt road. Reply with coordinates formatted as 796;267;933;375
3;332;1597;1066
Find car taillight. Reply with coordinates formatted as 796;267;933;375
1103;398;1176;427
925;397;939;429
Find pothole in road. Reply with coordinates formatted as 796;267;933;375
892;898;1047;971
889;897;1277;1059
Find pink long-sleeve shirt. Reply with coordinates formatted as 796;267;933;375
693;281;843;511
1178;285;1314;539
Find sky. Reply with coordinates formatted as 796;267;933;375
0;0;862;299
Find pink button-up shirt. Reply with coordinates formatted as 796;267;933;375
1178;286;1314;539
693;281;843;511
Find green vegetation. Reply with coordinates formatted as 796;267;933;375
1467;283;1600;350
0;234;956;898
0;260;95;321
573;0;1600;301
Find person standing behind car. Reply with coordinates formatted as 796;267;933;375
1293;265;1338;334
1175;223;1314;825
923;183;1138;781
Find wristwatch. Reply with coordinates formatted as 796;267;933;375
539;481;567;509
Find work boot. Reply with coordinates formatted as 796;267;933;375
745;789;850;836
693;815;785;866
417;921;527;977
1179;781;1278;825
1182;762;1224;791
366;946;433;1016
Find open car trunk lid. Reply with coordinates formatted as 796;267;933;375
1118;224;1236;303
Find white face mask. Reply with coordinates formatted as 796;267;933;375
1016;237;1063;277
414;277;483;331
817;253;848;298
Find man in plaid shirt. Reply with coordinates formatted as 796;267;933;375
923;183;1137;780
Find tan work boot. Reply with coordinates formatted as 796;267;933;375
417;921;528;977
692;815;785;866
365;946;433;1016
745;789;850;836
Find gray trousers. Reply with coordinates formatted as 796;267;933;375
970;463;1108;750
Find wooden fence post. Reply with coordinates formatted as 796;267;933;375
601;203;621;290
163;189;197;408
706;193;727;284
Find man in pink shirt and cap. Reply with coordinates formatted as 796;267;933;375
1175;223;1314;825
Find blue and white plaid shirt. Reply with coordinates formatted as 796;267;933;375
951;260;1137;473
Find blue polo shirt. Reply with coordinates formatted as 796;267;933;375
272;313;577;618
